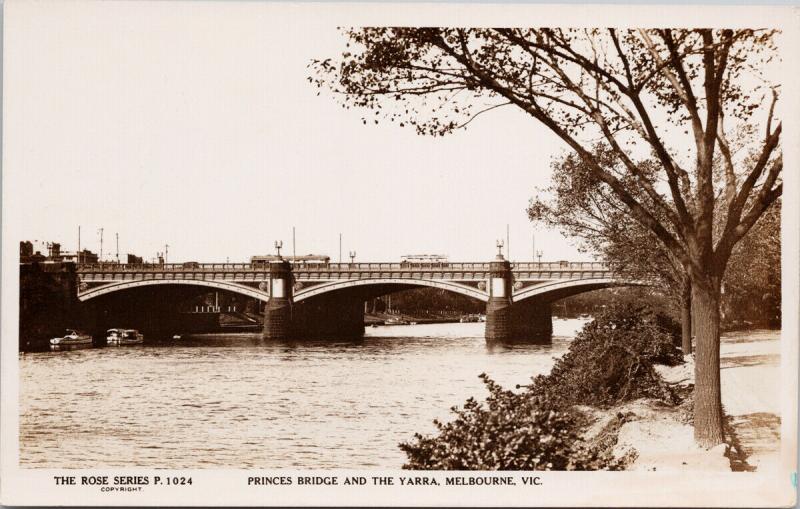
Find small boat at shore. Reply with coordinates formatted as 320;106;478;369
106;329;144;346
50;330;93;351
384;317;409;325
460;314;481;323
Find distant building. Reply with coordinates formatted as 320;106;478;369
20;241;34;260
19;241;46;263
60;249;99;263
20;240;98;264
47;242;61;259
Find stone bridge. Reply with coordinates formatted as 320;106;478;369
76;256;640;342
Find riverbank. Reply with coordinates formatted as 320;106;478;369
585;329;781;471
364;312;462;325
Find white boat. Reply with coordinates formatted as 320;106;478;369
50;329;93;351
106;329;144;346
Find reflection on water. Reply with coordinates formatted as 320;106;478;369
20;319;588;468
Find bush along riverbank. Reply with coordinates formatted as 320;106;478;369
399;304;695;470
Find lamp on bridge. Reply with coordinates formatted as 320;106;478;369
274;240;283;259
536;250;543;263
349;250;356;264
495;239;505;260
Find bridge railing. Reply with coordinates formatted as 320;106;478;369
76;262;256;271
511;261;609;271
76;261;498;272
76;261;610;272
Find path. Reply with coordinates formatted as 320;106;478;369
719;329;782;472
619;328;783;472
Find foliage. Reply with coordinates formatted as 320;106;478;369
400;374;621;470
557;287;673;319
529;146;690;315
721;200;781;327
528;304;683;409
400;305;681;470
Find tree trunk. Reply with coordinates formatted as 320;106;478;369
692;278;725;447
681;280;693;355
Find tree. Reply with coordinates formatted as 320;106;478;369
528;146;695;353
311;28;782;446
721;200;781;327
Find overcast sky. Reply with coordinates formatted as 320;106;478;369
6;2;615;263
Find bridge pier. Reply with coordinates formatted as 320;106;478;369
485;257;513;342
484;256;553;343
263;260;294;339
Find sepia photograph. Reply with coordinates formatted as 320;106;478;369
1;1;797;506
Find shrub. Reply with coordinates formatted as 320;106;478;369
400;374;621;470
528;303;683;409
400;304;683;470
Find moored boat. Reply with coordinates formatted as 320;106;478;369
107;329;144;346
50;330;93;351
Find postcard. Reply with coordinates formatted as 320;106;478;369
1;1;797;506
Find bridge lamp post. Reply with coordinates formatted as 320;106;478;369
274;240;283;259
97;227;104;264
536;250;543;263
349;250;356;264
495;239;505;260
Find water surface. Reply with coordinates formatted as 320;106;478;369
20;319;587;468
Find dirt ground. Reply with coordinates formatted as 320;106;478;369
611;329;782;472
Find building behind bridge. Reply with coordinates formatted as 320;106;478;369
18;240;152;265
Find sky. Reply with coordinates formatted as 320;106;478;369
6;2;606;264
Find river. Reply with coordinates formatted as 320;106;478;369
19;318;589;468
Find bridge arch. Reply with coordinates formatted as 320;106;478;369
293;278;488;303
78;279;271;302
512;277;647;303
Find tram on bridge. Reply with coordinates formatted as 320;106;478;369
250;254;330;268
400;254;450;268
